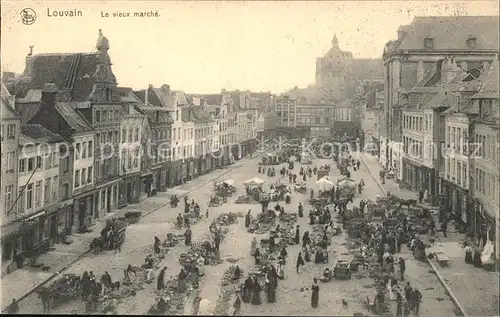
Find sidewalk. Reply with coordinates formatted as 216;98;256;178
0;160;246;312
360;152;499;317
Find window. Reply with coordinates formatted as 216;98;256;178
36;156;42;169
456;96;461;110
63;183;69;200
82;142;87;158
35;181;42;206
26;183;33;210
88;141;93;157
44;179;51;203
53;176;58;200
88;166;93;183
62;156;69;173
466;37;476;48
28;157;35;172
128;128;133;143
424;37;434;49
96;133;101;146
135;128;139;142
46;153;52;169
4;185;13;214
75;170;80;188
95;110;101;123
7;124;15;139
102;110;108;122
6;151;14;172
19;159;26;173
18;187;25;213
53;152;58;167
75;143;81;160
108;132;112;144
81;167;86;186
122;129;126;143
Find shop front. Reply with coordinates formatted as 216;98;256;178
474;195;499;259
72;193;95;232
124;173;141;203
168;160;182;187
231;144;241;160
1;216;40;276
141;171;154;197
402;157;421;190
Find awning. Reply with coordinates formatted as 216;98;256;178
475;194;499;219
1;213;43;241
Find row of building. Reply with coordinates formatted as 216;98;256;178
360;16;499;258
0;30;268;276
270;35;384;139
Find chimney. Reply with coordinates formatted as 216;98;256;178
144;86;149;105
41;83;59;107
24;49;35;77
161;84;170;95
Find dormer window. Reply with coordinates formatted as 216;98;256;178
466;36;477;48
424;37;434;49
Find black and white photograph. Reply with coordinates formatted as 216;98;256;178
1;1;499;315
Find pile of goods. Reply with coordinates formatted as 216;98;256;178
163;233;185;248
214;180;237;198
259;153;280;165
213;266;243;315
236;188;265;204
247;210;297;234
294;182;307;193
148;275;200;315
214;212;242;226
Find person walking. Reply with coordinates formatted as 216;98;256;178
311;278;319;308
296;252;305;273
398;257;406;281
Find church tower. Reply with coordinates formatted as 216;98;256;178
315;34;354;100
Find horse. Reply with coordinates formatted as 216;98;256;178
399;199;417;211
90;237;104;254
37;286;52;312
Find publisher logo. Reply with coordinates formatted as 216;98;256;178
21;8;36;25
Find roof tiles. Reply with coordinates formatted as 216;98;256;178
20;124;64;142
397;16;499;51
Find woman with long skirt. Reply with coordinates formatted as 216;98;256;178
242;276;253;303
276;261;285;280
266;279;276;303
311;278;319;308
251;279;262;305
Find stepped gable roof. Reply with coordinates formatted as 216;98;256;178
55;102;93;132
20;124;63;142
397;16;499;51
19;52;110;101
351;59;384;80
473;59;499;99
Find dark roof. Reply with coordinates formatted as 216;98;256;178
18;52;115;101
55;102;93;132
16;102;41;124
351;59;384;80
200;94;222;106
1;83;19;117
473;59;499;99
20;124;64;142
396;16;499;51
134;87;176;110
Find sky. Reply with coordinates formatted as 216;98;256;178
1;1;499;94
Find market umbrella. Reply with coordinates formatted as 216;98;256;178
243;177;265;186
316;176;334;191
220;179;235;187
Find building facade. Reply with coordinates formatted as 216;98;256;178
135;85;175;191
470;59;499;259
118;88;145;203
16;125;63;267
1;83;21;276
382;16;499;177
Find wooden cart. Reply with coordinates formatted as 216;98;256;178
333;260;352;279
